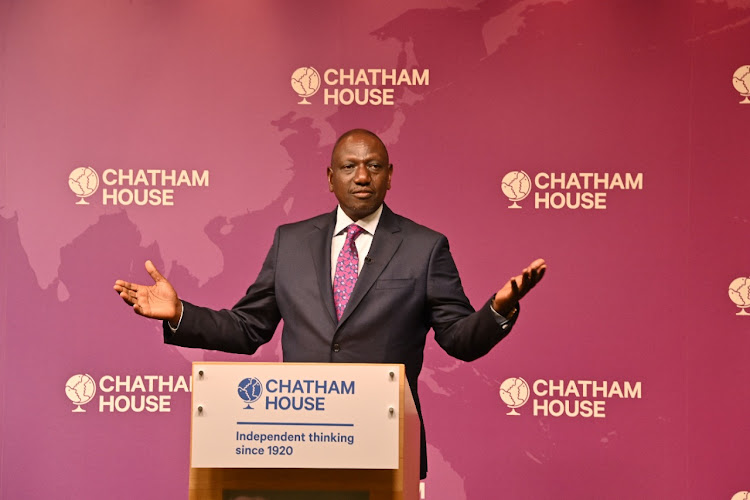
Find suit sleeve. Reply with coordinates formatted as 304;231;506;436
427;235;516;361
163;228;282;354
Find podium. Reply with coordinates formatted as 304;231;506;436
188;362;421;500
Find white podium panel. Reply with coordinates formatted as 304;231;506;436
190;362;401;469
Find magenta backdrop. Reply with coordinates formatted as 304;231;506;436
1;1;749;499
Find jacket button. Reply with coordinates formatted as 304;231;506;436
332;343;341;353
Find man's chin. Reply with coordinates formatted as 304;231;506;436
342;201;380;221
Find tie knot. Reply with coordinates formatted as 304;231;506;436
345;224;366;241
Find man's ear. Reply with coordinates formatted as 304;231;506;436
327;166;334;192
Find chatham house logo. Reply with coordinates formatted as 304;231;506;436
501;171;532;209
238;377;263;409
65;374;97;412
68;167;100;205
731;492;750;500
291;67;321;105
499;377;530;415
728;277;750;316
733;65;750;104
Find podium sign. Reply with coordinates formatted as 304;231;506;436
191;362;402;469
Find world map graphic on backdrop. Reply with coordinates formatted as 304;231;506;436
2;0;595;295
2;0;750;499
4;0;749;298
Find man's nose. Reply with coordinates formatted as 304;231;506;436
353;165;371;183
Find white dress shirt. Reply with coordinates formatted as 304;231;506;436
330;204;383;283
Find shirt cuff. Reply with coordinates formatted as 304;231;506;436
168;301;184;332
489;299;519;332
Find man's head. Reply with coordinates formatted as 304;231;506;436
327;129;393;221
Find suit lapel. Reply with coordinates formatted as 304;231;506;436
337;205;403;327
311;210;338;325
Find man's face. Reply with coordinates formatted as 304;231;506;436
327;132;392;221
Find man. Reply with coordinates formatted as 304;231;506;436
114;128;546;478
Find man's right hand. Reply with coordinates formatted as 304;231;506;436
114;260;182;325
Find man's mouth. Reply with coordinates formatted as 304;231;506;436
352;191;373;198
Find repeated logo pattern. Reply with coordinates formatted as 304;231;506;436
333;224;366;321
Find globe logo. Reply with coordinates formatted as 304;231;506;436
291;67;321;105
68;166;100;205
65;374;97;412
501;171;532;209
728;277;750;315
238;377;263;409
733;65;750;104
499;377;530;415
731;492;750;500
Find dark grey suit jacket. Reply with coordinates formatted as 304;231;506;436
165;204;516;477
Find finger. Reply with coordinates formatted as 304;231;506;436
510;276;520;297
528;259;547;284
522;269;532;290
114;280;135;292
144;260;166;284
527;269;537;289
119;290;136;306
122;286;140;298
133;303;146;316
529;258;546;269
536;265;546;282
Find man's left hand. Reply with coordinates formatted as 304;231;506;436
492;258;547;317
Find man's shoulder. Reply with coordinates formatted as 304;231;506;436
277;211;334;233
387;208;446;241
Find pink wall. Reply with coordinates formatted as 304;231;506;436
1;1;749;498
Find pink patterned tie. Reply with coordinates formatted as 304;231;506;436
333;224;366;321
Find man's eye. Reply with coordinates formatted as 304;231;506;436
342;165;355;170
367;164;382;171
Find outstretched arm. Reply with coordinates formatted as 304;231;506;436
492;258;547;317
113;260;182;325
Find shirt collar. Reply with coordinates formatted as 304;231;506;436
334;204;383;236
